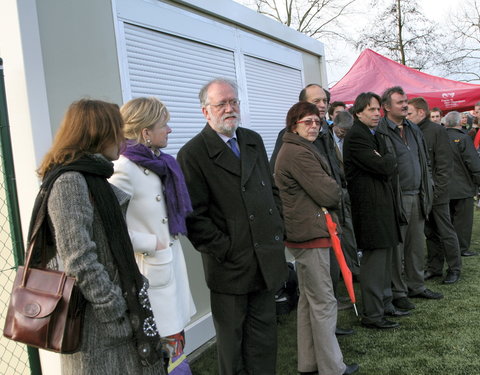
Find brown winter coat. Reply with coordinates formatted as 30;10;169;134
274;131;342;243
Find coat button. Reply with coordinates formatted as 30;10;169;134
274;235;280;241
249;214;255;221
144;169;150;175
261;181;265;186
254;243;259;248
162;218;168;224
156;195;162;201
242;187;246;192
269;209;273;215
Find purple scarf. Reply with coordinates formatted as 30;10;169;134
122;141;192;235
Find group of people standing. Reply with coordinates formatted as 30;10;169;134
30;76;480;375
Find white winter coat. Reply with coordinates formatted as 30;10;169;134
110;155;196;337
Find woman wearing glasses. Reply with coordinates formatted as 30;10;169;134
109;97;196;374
274;102;358;375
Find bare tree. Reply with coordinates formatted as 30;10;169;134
440;0;480;82
235;0;359;40
355;0;443;71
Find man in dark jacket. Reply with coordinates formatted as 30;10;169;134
444;111;480;258
407;98;461;284
344;92;404;329
177;78;287;375
376;86;442;312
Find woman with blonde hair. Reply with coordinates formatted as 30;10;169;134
34;99;166;374
110;97;196;374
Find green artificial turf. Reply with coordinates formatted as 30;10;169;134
189;209;480;374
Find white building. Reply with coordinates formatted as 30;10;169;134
0;0;327;373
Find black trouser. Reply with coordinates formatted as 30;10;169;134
359;247;393;324
425;203;462;274
210;288;277;375
450;197;474;253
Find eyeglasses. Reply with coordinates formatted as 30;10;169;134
207;99;240;110
296;119;321;127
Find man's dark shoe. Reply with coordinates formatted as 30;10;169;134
410;288;444;299
461;250;478;257
424;270;442;280
362;318;400;329
343;363;359;375
384;308;411;317
392;297;415;310
443;271;460;284
335;327;355;336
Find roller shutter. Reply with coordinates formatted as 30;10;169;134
123;22;236;156
244;55;303;155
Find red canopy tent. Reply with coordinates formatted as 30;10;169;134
330;49;480;113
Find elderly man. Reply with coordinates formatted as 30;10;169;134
331;111;360;275
445;111;480;258
407;97;461;284
344;92;403;329
177;78;287;375
376;86;443;313
332;110;353;162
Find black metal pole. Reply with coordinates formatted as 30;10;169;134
0;58;43;375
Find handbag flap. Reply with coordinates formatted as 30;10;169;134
12;286;63;319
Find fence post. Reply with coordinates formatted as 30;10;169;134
0;57;43;375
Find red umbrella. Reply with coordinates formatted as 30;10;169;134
322;207;358;316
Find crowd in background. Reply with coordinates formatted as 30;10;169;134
30;78;480;375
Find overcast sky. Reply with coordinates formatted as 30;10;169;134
325;0;459;86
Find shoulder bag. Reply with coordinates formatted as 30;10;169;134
3;226;85;353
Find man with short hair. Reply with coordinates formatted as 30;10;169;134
407;97;461;284
444;111;480;258
344;92;403;329
376;86;443;312
430;107;443;124
472;102;480;147
177;78;288;374
475;101;480;120
298;84;329;117
328;101;347;124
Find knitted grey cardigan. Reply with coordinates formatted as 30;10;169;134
47;170;165;375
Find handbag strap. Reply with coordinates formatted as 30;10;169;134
22;187;54;287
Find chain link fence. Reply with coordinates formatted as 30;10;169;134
0;58;41;375
0;171;29;374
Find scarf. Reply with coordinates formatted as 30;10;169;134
121;141;192;235
28;154;164;367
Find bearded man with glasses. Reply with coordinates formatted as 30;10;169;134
177;78;287;375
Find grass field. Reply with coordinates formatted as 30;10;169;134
189;209;480;375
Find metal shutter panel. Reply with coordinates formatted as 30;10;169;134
123;23;236;157
244;55;303;156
